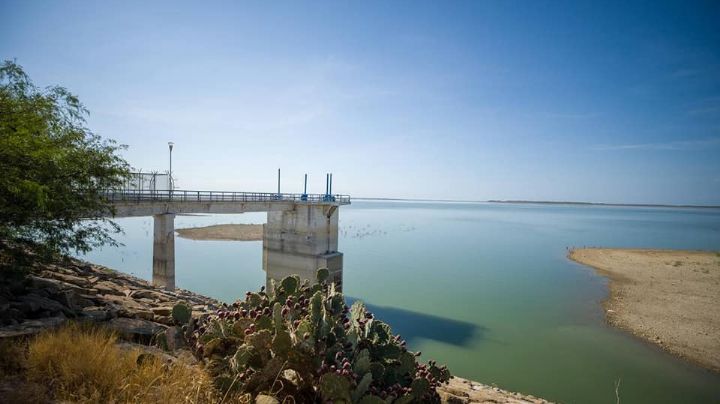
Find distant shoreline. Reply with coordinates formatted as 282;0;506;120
487;200;720;209
354;197;720;209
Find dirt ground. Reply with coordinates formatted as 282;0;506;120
569;248;720;373
175;224;263;241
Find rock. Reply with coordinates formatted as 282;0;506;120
255;395;280;404
81;306;112;322
0;316;66;338
15;294;71;316
152;306;173;316
106;318;166;341
154;315;174;326
57;291;96;311
130;289;163;300
94;281;126;296
44;272;91;288
98;295;150;318
164;326;186;351
0;308;25;326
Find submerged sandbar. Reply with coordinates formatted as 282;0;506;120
569;248;720;372
175;224;263;241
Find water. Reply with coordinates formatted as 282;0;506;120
80;201;720;403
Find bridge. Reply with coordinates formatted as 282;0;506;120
105;189;350;291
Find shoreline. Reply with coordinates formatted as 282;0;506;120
569;248;720;373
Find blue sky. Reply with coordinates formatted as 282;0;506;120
2;1;719;204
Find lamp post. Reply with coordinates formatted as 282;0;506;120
168;142;174;191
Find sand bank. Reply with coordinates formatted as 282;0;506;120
569;248;720;372
175;224;263;241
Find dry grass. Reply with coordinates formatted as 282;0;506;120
15;323;250;403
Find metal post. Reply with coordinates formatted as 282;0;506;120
168;142;174;191
329;173;333;195
304;174;308;194
325;174;329;195
277;168;281;195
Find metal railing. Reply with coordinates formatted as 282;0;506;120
104;189;351;205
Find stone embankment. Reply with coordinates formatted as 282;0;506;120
0;258;221;341
0;257;549;403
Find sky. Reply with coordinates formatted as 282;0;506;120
1;1;719;205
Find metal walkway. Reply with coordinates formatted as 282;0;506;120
104;190;351;205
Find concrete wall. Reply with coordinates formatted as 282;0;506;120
263;204;343;289
152;213;175;290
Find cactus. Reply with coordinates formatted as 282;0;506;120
320;372;352;402
185;273;451;403
317;267;329;283
171;301;192;325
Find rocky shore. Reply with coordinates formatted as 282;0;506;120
0;258;222;343
0;256;549;403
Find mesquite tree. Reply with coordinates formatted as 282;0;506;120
0;60;129;269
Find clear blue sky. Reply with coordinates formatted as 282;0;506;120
2;1;719;204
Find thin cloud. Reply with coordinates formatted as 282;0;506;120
592;138;720;151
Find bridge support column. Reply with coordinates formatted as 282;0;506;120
263;204;343;290
152;213;175;290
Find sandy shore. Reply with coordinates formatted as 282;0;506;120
569;248;720;372
175;224;263;241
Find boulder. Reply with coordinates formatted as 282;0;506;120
106;317;166;341
0;316;66;338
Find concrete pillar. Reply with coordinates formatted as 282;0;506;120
263;204;343;290
152;213;175;290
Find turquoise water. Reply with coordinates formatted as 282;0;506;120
80;201;720;403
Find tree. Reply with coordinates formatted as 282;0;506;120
0;60;130;266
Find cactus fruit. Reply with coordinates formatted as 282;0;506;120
185;274;451;402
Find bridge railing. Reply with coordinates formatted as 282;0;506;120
103;190;351;205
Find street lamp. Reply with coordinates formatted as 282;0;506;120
168;142;174;191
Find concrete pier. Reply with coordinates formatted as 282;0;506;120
109;191;349;291
263;204;343;290
152;213;175;290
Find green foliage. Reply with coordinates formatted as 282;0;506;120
0;60;129;269
186;269;451;403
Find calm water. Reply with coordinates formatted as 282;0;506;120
80;201;720;403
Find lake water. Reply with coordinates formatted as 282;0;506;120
80;201;720;403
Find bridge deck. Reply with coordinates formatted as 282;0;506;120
105;190;350;217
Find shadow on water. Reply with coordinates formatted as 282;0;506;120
346;297;483;347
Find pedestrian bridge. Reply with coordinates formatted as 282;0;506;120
105;190;351;291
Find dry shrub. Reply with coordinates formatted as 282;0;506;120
25;322;246;403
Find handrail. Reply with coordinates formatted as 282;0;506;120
103;189;351;205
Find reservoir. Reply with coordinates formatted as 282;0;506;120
80;201;720;403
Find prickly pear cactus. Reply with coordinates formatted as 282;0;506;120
171;301;192;325
186;268;451;402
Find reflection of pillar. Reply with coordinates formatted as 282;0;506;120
263;204;343;291
153;213;175;290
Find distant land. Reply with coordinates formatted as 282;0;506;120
354;197;720;209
